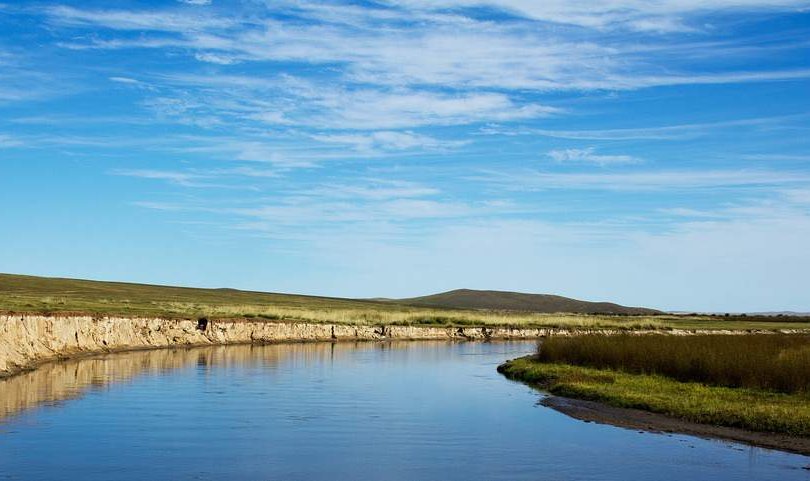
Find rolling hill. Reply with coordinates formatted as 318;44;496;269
0;273;662;316
395;289;661;315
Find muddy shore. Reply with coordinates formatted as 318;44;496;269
541;395;810;457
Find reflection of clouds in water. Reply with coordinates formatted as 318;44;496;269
0;341;464;420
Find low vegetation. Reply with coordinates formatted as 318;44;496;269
536;334;810;393
499;334;810;436
2;273;809;330
499;359;810;436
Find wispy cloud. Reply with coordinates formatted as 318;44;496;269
40;2;810;95
311;180;441;200
44;5;233;31
108;76;141;85
483;115;806;140
547;147;639;166
110;167;274;188
111;169;209;187
0;134;23;148
389;0;810;32
312;131;467;152
480;169;810;192
151;73;560;129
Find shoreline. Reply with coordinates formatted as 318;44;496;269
0;313;549;379
3;312;809;379
541;395;810;457
5;312;808;379
499;357;810;457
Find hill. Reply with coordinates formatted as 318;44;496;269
395;289;661;315
0;273;381;317
3;273;810;330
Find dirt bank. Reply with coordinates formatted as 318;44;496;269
542;395;810;457
0;313;558;377
3;313;805;379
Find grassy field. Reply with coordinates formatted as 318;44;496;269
499;334;810;436
2;273;809;330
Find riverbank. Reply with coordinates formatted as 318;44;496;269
4;313;810;379
0;313;554;378
498;357;810;455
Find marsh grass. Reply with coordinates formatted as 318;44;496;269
537;334;810;393
499;358;810;436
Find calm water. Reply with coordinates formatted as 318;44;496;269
0;341;808;480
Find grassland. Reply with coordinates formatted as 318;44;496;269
2;273;809;331
499;334;810;436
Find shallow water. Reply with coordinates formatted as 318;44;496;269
0;341;807;480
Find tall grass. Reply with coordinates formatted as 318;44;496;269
537;334;810;394
159;303;667;329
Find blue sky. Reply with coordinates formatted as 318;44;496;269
1;0;809;311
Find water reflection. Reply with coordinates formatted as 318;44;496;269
0;341;458;420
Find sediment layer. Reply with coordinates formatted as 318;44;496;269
0;313;547;377
1;313;804;378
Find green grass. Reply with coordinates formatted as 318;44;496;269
2;273;809;330
499;357;810;436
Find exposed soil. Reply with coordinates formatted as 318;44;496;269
542;395;810;458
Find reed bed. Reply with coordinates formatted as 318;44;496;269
537;334;810;393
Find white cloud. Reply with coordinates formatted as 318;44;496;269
387;0;810;31
316;90;557;128
43;3;810;97
547;147;639;166
109;76;141;84
111;169;205;186
312;180;441;200
179;0;212;5
782;189;810;206
0;134;23;148
194;52;236;64
483;115;803;140
111;165;285;188
313;131;466;152
150;73;559;129
44;5;232;31
480;169;810;191
225;198;479;226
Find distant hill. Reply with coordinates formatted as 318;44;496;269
395;289;661;315
0;273;660;317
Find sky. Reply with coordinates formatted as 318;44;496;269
1;0;809;312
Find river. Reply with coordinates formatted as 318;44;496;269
0;341;807;480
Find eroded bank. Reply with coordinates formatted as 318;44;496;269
2;313;804;378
